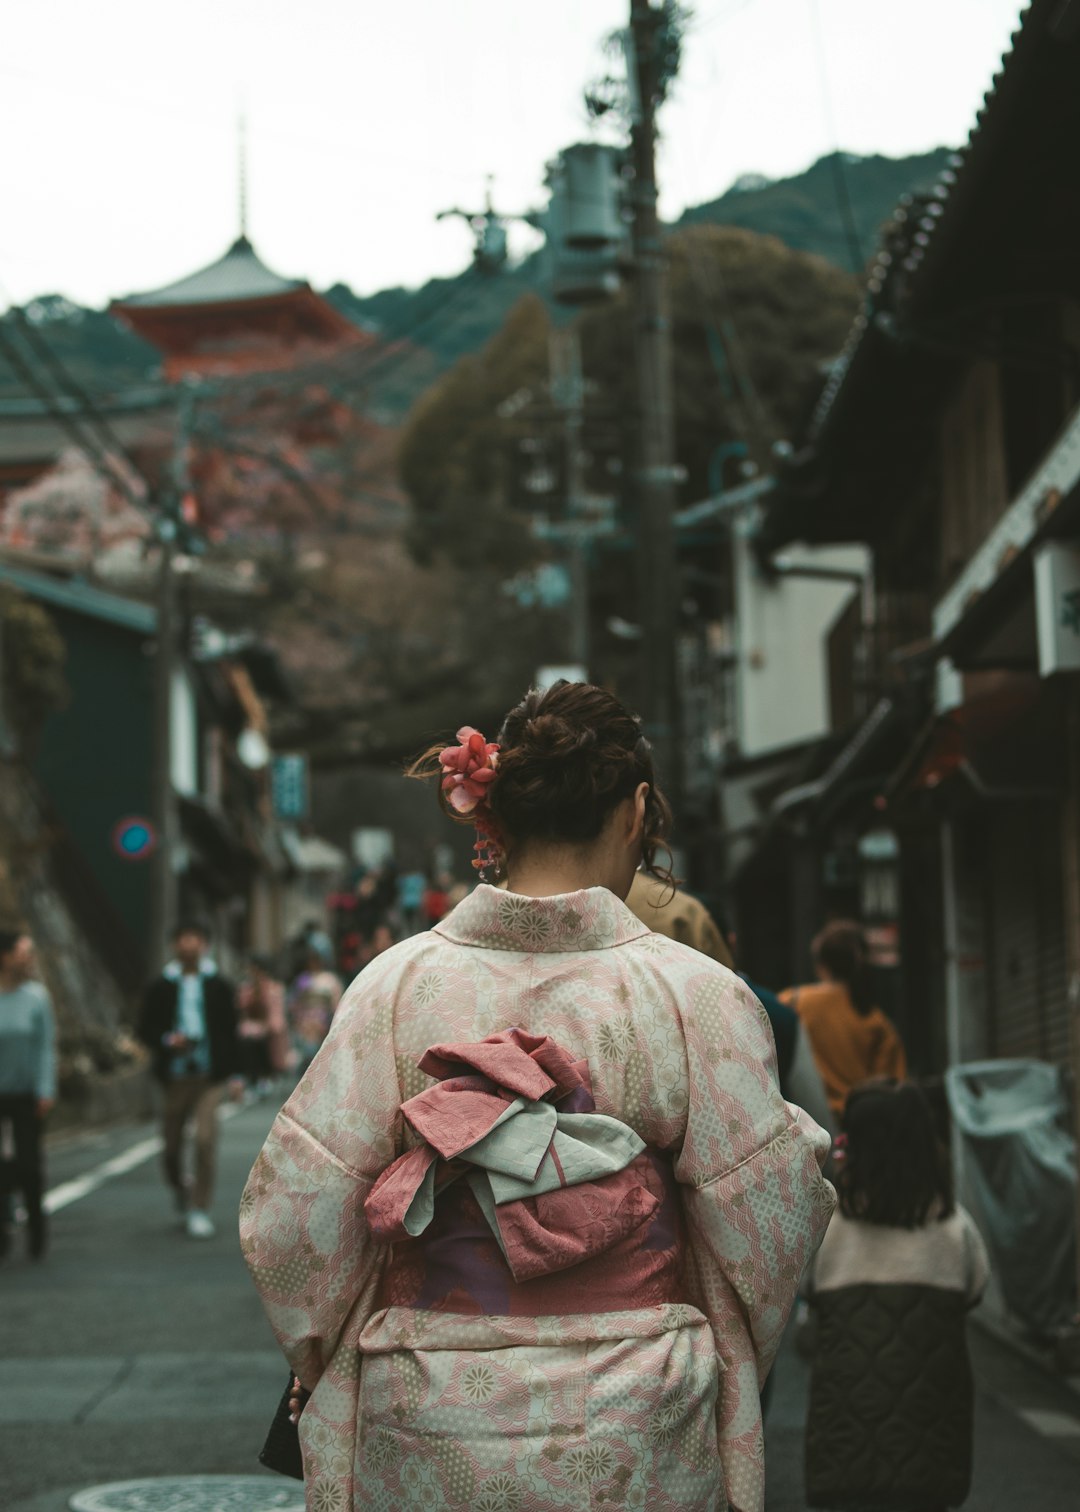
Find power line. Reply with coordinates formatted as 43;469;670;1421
807;0;865;273
220;262;495;409
693;0;754;37
0;244;501;547
0;321;151;516
6;306;150;481
0;258;159;515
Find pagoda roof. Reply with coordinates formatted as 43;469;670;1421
116;236;306;310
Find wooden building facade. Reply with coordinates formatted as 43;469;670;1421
753;0;1080;1087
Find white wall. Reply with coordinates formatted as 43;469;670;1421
733;525;870;759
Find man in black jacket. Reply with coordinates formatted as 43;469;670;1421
138;919;243;1239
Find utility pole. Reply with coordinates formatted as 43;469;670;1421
1063;695;1080;1366
549;327;590;669
148;382;195;967
436;177;510;275
0;599;12;759
627;0;681;817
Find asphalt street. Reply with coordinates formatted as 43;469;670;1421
1;1100;1078;1511
1;1099;286;1512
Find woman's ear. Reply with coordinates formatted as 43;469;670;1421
628;782;649;846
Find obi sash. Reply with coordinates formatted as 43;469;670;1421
366;1029;685;1316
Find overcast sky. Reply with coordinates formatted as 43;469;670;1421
0;0;1026;310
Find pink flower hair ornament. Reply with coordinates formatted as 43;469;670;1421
438;727;503;875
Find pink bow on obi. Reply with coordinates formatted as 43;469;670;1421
364;1028;660;1281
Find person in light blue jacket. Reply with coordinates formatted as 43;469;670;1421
0;927;56;1260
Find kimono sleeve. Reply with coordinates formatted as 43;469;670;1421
673;962;835;1511
239;962;402;1390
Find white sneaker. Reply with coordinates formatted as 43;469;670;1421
186;1210;215;1239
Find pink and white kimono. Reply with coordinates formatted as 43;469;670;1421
241;885;834;1512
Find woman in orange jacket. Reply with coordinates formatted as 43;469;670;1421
782;919;906;1121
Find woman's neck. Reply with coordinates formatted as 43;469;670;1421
504;845;616;900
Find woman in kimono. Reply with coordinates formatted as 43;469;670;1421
241;681;834;1512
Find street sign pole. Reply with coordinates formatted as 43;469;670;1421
148;513;177;970
148;383;195;969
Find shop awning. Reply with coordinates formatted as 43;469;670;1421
885;678;1062;801
935;433;1080;672
770;697;908;828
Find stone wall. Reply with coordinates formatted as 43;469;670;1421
0;756;141;1104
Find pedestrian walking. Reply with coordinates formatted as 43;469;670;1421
138;919;243;1240
286;947;343;1074
804;1078;989;1511
625;891;833;1422
289;919;334;983
0;928;55;1260
420;871;451;928
782;919;906;1121
722;929;833;1138
241;681;834;1512
236;954;291;1091
625;869;735;965
396;868;428;935
624;889;833;1133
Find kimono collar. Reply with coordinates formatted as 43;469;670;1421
435;883;651;954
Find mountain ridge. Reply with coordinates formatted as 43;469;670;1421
0;147;953;408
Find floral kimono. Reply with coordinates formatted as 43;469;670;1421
241;885;834;1512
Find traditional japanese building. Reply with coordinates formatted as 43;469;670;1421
110;232;369;381
750;0;1080;1349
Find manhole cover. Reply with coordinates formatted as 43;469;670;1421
69;1476;304;1512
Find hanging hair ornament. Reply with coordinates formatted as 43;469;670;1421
438;727;503;876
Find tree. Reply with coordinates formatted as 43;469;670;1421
0;590;67;748
403;226;859;557
398;294;552;575
579;224;860;496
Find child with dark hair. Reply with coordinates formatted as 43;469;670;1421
805;1079;989;1511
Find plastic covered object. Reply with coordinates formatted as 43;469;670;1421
946;1059;1077;1335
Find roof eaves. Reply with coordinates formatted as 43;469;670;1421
0;562;156;634
113;237;305;311
810;0;1042;440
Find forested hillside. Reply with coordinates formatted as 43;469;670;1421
676;148;952;266
0;148;952;409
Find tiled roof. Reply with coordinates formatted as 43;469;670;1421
809;0;1042;437
116;236;305;309
0;560;156;633
0;392;172;465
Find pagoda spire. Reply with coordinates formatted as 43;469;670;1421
236;111;250;250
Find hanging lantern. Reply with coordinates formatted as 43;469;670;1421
543;156;624;306
561;143;624;250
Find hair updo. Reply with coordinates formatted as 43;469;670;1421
812;919;875;1015
410;681;673;883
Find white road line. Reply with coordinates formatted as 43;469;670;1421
1016;1407;1080;1440
44;1136;163;1214
43;1104;243;1215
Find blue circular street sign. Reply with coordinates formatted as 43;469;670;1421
112;816;158;862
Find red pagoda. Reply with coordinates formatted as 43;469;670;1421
110;233;369;381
